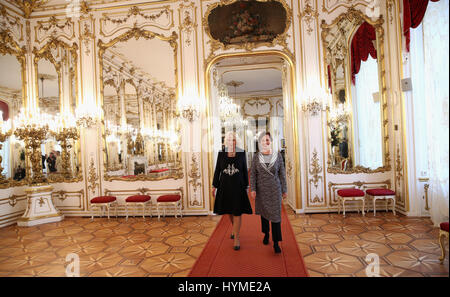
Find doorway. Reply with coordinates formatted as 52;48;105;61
205;51;301;212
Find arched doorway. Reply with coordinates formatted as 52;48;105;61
205;51;302;212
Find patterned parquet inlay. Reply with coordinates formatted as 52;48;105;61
0;216;220;277
286;209;449;277
0;208;448;277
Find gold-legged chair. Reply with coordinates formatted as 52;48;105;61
439;222;449;263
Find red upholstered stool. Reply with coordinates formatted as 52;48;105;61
366;188;396;216
125;195;152;221
439;222;449;263
90;196;118;220
337;188;365;217
156;194;182;220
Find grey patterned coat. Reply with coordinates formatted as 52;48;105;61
250;152;287;223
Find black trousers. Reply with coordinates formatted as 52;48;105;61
261;216;282;243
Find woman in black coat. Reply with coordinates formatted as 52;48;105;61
212;131;252;250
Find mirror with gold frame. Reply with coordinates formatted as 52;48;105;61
98;28;183;181
321;8;390;174
0;31;27;188
34;38;82;182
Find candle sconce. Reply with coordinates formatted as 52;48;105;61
13;111;50;185
75;104;102;128
51;127;79;179
301;86;331;117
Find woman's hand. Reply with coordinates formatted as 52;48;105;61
212;188;216;197
282;193;287;200
251;191;256;199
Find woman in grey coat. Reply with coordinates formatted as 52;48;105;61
250;132;287;253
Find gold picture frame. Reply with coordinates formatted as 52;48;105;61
203;0;294;67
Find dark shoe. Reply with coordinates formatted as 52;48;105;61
231;233;234;239
274;243;281;253
233;238;240;250
263;233;269;245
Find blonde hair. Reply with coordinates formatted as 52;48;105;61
224;131;237;141
224;131;243;149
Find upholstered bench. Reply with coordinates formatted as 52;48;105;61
156;194;182;220
439;222;449;263
150;169;169;173
125;195;152;221
122;175;136;179
90;196;118;220
366;188;396;216
337;188;365;217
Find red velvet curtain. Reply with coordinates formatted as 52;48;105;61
351;21;377;85
403;0;440;52
0;101;9;121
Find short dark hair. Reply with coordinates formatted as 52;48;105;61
258;131;272;143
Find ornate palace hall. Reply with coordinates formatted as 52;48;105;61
0;0;448;279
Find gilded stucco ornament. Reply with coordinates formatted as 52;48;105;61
300;1;319;35
13;0;49;18
88;158;98;196
103;6;170;25
309;149;323;189
179;1;197;47
395;145;403;187
0;4;23;41
188;154;202;206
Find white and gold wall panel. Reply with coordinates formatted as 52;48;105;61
0;189;27;228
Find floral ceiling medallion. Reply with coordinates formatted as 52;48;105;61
204;0;292;61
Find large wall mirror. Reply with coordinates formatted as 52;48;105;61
321;8;390;174
99;28;183;181
34;38;82;182
0;31;27;187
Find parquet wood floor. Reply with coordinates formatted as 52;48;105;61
0;207;448;277
286;209;449;277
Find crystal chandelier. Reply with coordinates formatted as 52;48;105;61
329;103;350;126
219;83;242;126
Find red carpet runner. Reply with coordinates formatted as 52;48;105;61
189;199;309;277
